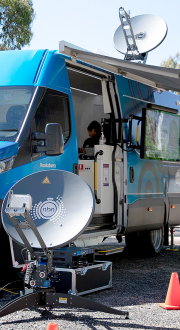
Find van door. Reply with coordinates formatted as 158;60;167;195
30;88;78;174
66;65;123;232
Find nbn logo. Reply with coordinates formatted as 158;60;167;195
42;206;55;213
39;201;58;219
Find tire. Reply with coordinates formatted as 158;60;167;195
125;232;141;255
148;228;164;254
125;228;164;256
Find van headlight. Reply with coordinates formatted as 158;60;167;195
0;157;16;174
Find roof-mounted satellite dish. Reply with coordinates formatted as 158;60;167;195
113;7;168;63
1;170;94;249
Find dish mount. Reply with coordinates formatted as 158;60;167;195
114;7;168;64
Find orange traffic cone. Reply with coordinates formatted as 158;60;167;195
46;323;59;330
159;273;180;310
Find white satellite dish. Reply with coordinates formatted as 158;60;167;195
2;170;94;249
114;8;168;62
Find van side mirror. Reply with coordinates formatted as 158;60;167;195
32;123;64;155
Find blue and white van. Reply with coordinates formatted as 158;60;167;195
1;41;180;261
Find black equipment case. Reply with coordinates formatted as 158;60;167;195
51;261;112;295
53;246;94;268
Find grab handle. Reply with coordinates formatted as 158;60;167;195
94;150;103;204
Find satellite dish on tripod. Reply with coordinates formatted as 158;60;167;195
113;8;168;63
0;170;129;319
2;170;94;249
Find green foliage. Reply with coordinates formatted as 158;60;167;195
0;0;35;50
161;52;180;69
161;53;180;94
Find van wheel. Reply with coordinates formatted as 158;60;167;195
148;228;164;254
125;232;140;255
139;228;164;255
125;228;163;256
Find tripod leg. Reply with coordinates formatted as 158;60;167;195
46;292;129;318
0;292;129;319
0;292;42;318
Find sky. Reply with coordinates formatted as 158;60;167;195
23;0;180;67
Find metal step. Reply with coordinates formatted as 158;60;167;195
91;245;124;256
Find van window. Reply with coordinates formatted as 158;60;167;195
0;86;35;141
33;89;71;143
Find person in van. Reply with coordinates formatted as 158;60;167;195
79;121;101;154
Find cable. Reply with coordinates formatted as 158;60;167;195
0;280;23;295
0;288;18;294
117;143;136;152
81;235;85;247
21;247;27;263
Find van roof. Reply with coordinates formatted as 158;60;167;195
0;50;48;86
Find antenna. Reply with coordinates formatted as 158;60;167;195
114;8;168;63
2;170;95;249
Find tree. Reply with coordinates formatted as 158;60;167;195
161;53;180;94
161;52;180;70
0;0;35;50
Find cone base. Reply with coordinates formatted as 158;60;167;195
159;303;180;310
46;323;58;330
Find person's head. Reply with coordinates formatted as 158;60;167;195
87;121;101;138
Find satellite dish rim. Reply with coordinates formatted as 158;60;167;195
113;14;168;55
1;169;95;249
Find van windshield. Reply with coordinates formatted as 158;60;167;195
0;86;35;141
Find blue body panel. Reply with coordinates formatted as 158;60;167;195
35;51;71;90
154;90;180;113
115;75;164;204
0;141;19;160
0;50;47;86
